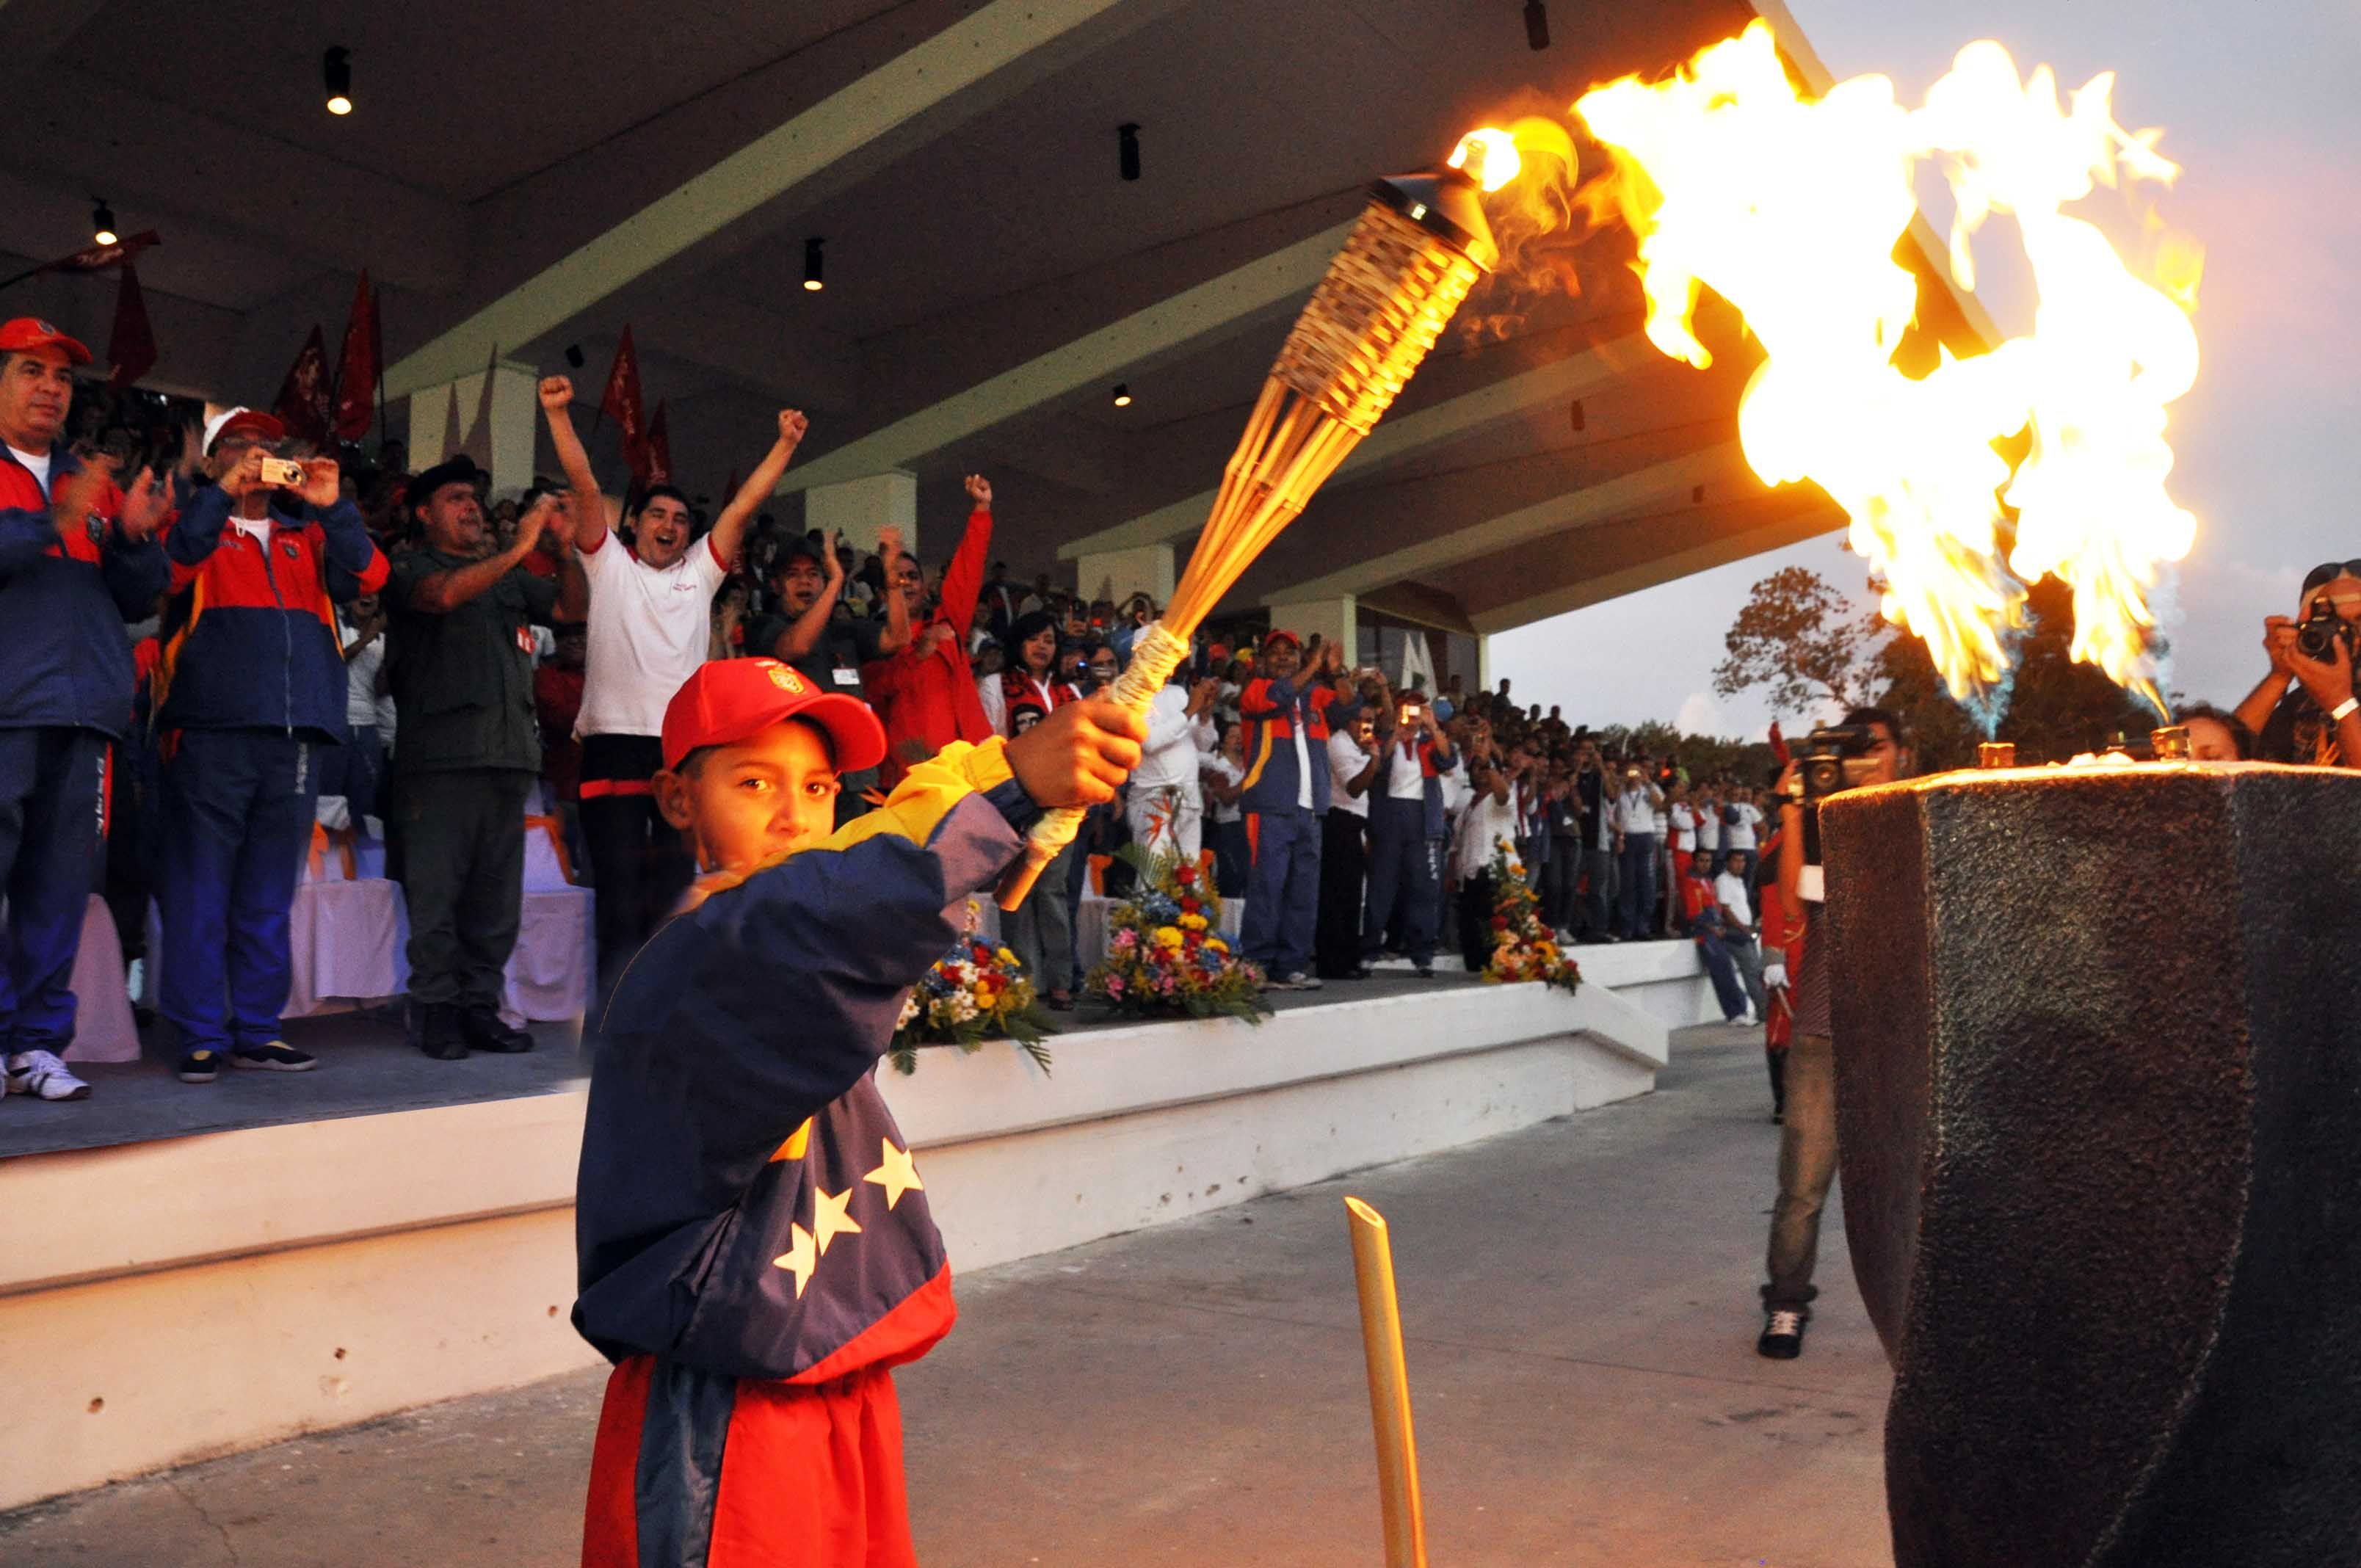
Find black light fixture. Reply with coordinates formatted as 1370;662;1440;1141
564;344;586;369
803;236;825;293
1111;382;1133;408
90;198;117;247
324;46;353;116
1118;123;1142;182
1523;0;1549;51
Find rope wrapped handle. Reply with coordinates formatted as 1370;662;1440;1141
995;620;1194;910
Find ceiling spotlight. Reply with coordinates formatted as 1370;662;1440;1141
324;46;353;115
1111;383;1133;408
91;199;117;247
1523;0;1550;51
564;344;585;369
803;236;825;292
1118;123;1142;183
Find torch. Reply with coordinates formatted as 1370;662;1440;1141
998;161;1500;907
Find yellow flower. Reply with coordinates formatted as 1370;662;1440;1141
997;946;1018;965
1179;912;1209;932
1508;860;1524;876
1154;926;1185;949
1206;937;1229;954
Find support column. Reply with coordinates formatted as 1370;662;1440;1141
806;471;918;557
1073;542;1174;607
1266;594;1357;658
404;359;539;498
1477;633;1493;694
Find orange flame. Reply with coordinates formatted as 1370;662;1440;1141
1570;23;2200;714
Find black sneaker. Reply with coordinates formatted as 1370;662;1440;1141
411;1003;468;1061
1413;961;1435;979
178;1048;223;1084
460;1009;535;1055
233;1042;318;1072
1758;1308;1807;1360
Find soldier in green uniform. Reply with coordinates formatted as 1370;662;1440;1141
382;458;586;1059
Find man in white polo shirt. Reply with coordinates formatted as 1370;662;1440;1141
540;375;808;983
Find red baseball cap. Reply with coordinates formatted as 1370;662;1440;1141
0;317;91;364
203;406;287;453
661;658;887;772
1263;628;1303;650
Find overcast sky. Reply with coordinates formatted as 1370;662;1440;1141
1490;0;2361;738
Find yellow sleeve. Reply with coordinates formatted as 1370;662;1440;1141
816;738;1018;854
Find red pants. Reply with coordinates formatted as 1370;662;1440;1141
583;1357;915;1568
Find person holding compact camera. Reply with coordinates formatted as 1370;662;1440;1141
1758;705;1910;1360
1360;686;1457;979
153;408;391;1084
2233;561;2361;767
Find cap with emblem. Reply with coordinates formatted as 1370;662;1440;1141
201;406;288;454
661;658;887;772
0;318;92;364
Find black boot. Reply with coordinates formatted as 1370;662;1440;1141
460;1007;535;1054
412;1003;468;1061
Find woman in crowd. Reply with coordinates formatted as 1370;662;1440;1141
980;609;1084;1009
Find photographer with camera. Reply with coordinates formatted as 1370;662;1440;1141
1360;686;1456;980
153;409;389;1084
1608;761;1664;940
1758;706;1910;1361
2233;562;2361;767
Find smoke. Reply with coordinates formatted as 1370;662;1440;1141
1457;112;1594;344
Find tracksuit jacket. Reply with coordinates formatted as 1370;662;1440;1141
576;738;1041;1382
0;446;167;736
1236;673;1333;816
154;484;388;739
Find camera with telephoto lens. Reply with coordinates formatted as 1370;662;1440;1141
1790;724;1883;802
2295;599;2357;665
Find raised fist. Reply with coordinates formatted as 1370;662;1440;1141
777;410;808;448
537;376;573;411
964;473;993;509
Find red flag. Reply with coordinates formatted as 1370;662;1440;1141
273;326;333;448
0;230;162;292
598;327;648;478
1768;721;1789;763
105;262;156;390
646;399;672;484
331;270;378;441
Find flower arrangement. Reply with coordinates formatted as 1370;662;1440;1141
890;901;1057;1074
1481;839;1581;995
1084;845;1270;1023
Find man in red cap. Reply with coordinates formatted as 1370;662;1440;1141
0;319;170;1101
573;657;1142;1567
148;408;390;1083
1235;628;1343;989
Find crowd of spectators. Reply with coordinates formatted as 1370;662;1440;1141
70;308;2348;1106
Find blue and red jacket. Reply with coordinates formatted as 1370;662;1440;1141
0;446;168;738
575;740;1041;1383
1238;673;1334;816
1371;723;1458;841
155;484;388;741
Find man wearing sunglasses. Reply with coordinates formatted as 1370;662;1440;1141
2235;561;2361;768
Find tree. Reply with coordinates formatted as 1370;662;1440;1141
1712;566;1879;719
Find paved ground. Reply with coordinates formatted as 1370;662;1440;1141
0;1022;1894;1567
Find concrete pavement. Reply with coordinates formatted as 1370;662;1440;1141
0;1023;1894;1567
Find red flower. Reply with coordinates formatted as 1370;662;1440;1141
1180;896;1201;915
1175;865;1197;886
971;944;992;965
1491;915;1510;931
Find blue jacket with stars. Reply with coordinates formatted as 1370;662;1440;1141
573;738;1040;1384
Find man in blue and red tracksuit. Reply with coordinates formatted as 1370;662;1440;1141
574;656;1142;1566
151;408;388;1083
1236;628;1338;990
0;317;171;1103
1360;687;1457;979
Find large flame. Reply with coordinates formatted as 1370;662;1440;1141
1569;23;2199;714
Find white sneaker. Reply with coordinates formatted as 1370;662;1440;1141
7;1049;92;1102
1287;971;1324;990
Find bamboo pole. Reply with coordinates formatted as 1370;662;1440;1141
1345;1196;1429;1568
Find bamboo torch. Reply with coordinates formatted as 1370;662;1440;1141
996;159;1502;907
1346;1196;1430;1568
